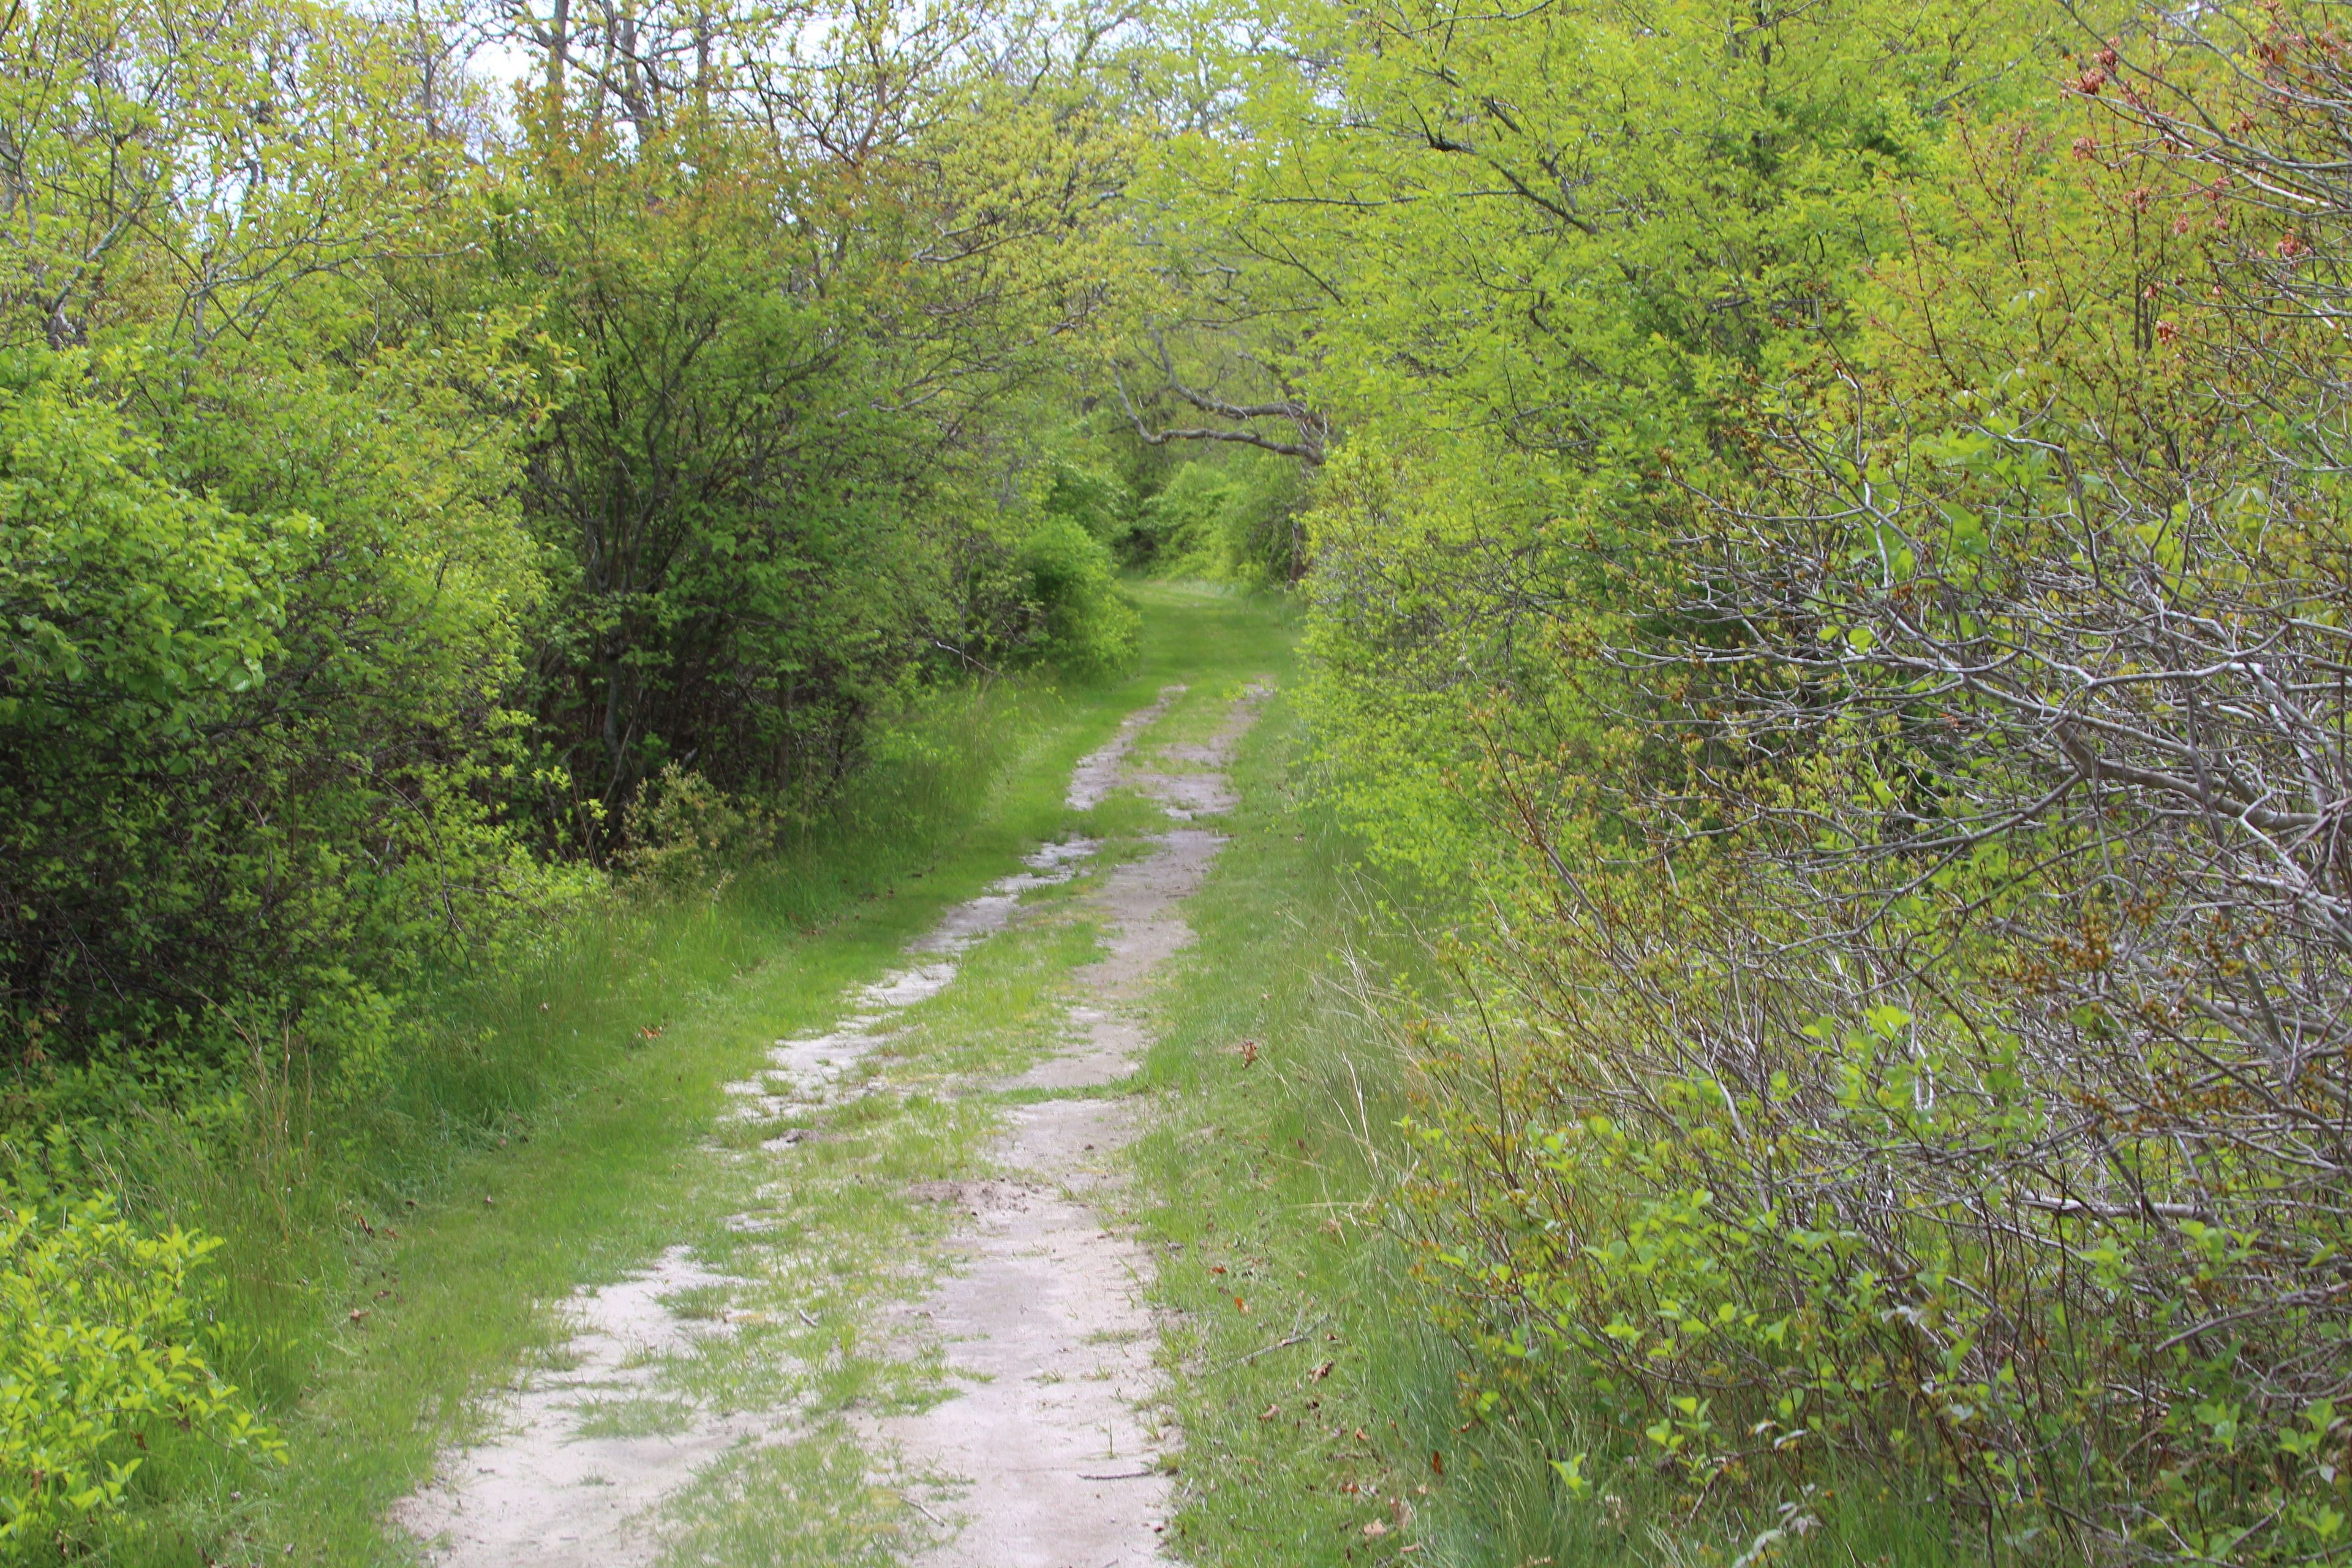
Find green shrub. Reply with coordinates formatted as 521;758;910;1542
0;1185;277;1558
0;335;551;1084
1017;514;1139;679
616;765;778;894
1127;458;1305;583
1041;461;1137;547
1133;462;1235;563
1331;25;2352;1561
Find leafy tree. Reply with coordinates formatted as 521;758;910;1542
0;0;556;1084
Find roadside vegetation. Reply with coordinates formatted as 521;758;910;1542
1145;1;2352;1564
0;0;1205;1555
12;0;2352;1562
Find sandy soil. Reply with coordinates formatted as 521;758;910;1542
388;1248;765;1566
879;682;1269;1566
1065;685;1185;810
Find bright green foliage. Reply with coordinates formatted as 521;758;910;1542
1131;456;1302;582
1133;466;1227;563
0;360;281;729
0;336;554;1093
0;1186;276;1557
1039;461;1137;548
1148;0;2352;1557
1016;514;1139;677
1252;0;2067;861
0;0;564;1085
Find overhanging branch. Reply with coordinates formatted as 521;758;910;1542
1111;353;1328;465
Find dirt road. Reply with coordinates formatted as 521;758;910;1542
395;681;1267;1567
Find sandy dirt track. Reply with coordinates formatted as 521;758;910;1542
394;682;1265;1567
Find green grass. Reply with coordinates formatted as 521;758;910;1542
1125;685;1451;1566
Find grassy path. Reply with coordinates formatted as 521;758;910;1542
246;586;1295;1566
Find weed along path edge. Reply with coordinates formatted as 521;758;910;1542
376;586;1292;1568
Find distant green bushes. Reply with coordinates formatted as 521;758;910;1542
1016;515;1139;677
1032;450;1305;586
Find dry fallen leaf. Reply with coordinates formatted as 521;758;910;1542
1310;1360;1335;1381
1363;1520;1390;1538
1259;1403;1281;1421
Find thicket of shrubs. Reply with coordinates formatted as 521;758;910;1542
1032;448;1308;586
1155;0;2352;1559
0;0;1139;1101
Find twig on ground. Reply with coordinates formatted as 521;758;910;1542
1207;1319;1328;1376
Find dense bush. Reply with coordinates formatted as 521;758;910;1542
0;0;1143;1084
1155;0;2352;1558
1040;460;1139;551
489;138;943;832
0;334;552;1091
1133;456;1304;582
616;764;780;895
1016;513;1140;678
